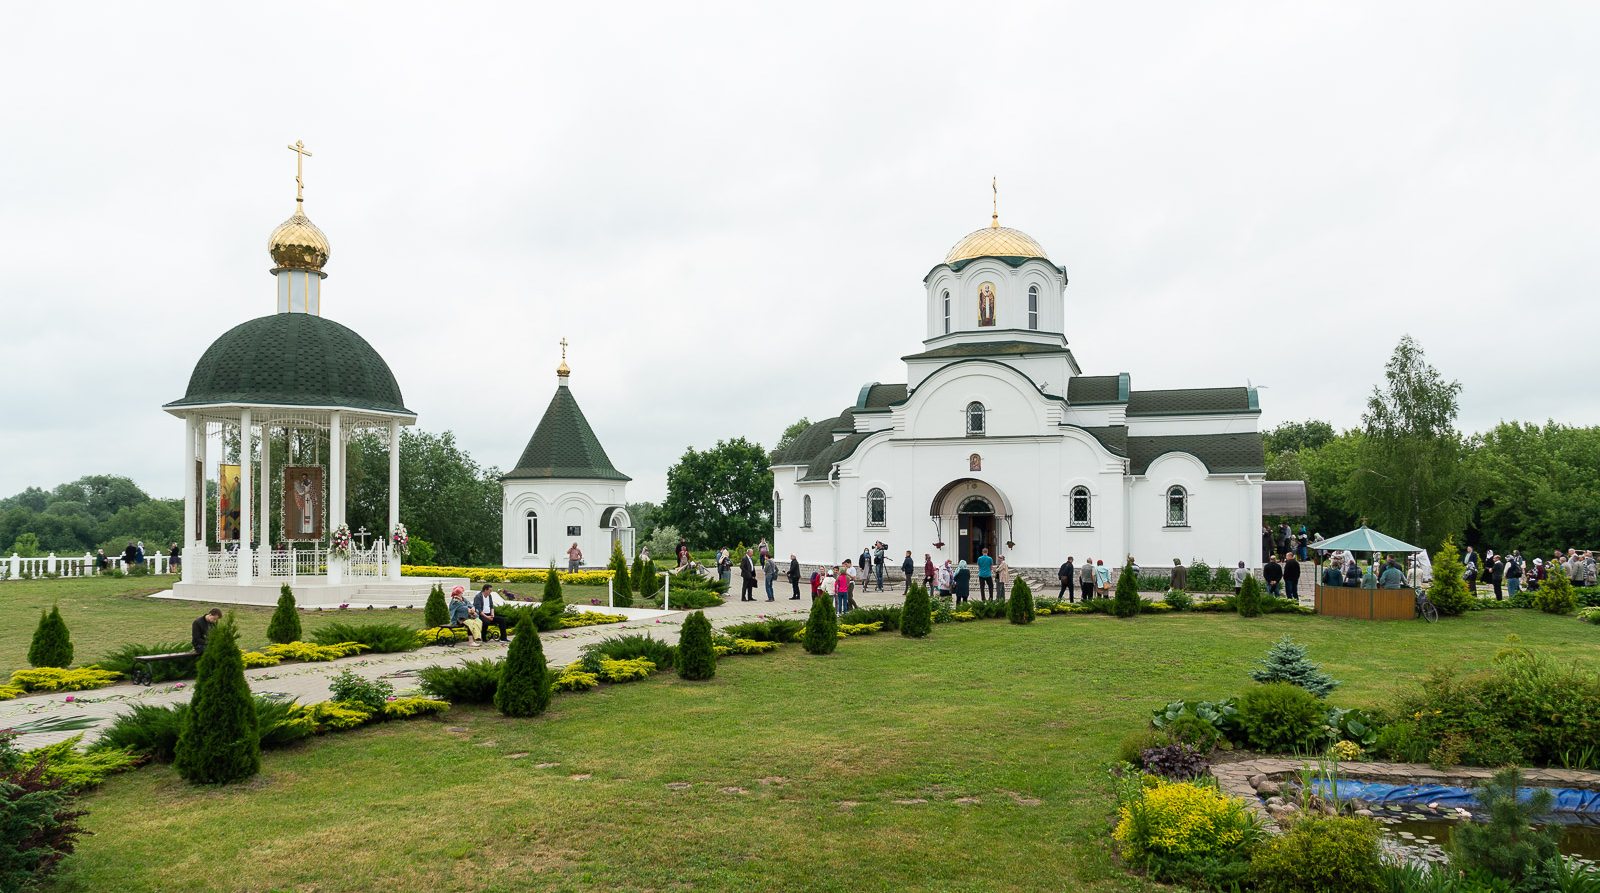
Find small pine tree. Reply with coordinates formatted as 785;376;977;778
676;610;716;680
542;561;563;606
1113;562;1141;618
536;561;566;627
1008;576;1035;625
266;584;301;644
1250;636;1340;697
803;592;838;655
1534;563;1577;615
901;582;933;638
495;613;550;717
1428;537;1473;616
630;553;651;596
423;584;449;627
173;619;260;784
1237;575;1264;618
609;542;631;599
27;605;73;668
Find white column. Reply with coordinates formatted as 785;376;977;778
259;421;272;578
387;419;401;580
328;411;343;585
181;416;197;583
237;410;254;586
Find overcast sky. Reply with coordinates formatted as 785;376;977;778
2;2;1596;503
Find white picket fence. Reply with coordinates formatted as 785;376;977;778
1;551;174;580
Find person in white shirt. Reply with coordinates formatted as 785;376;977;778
474;584;509;642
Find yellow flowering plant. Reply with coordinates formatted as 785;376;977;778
401;564;615;585
9;667;122;692
1113;778;1260;865
262;641;369;662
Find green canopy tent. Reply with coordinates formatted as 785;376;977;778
1312;525;1423;556
1310;525;1426;619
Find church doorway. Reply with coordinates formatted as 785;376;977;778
958;496;996;565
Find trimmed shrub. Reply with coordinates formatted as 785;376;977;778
608;542;630;602
1236;682;1328;754
266;584;301;645
1450;767;1561;885
173;619;260;784
841;606;902;631
598;657;655;682
495;613;550;717
1250;815;1384;893
9;668;120;693
676;611;715;680
803;594;838;655
542;560;564;606
423;585;449;627
328;669;394;713
95;704;188;762
1250;636;1339;697
1009;576;1036;624
1534;564;1578;615
1236;575;1264;618
255;697;315;746
1114;779;1258;866
1163;590;1193;611
417;658;503;704
653;585;725;610
1114;562;1141;619
0;738;86;890
27;606;72;669
1428;538;1473;616
1212;566;1235;593
1188;560;1213;593
901;582;932;638
310;622;420;653
579;633;676;673
722;619;804;643
630;554;651;596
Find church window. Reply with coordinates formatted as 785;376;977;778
966;402;986;436
1070;487;1091;527
774;491;782;529
525;511;539;554
1027;285;1039;330
1166;486;1188;527
802;494;812;529
942;290;951;334
867;488;887;527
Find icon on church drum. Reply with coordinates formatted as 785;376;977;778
282;466;325;541
977;281;997;326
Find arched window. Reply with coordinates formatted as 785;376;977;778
1027;284;1039;330
966;401;986;436
774;491;782;529
867;488;887;527
1070;487;1091;528
802;494;812;529
525;510;539;554
942;290;951;334
1166;486;1188;527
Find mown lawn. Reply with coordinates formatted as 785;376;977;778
40;606;1599;892
0;577;612;675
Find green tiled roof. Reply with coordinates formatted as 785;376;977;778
1067;374;1127;404
902;340;1071;362
799;431;874;482
772;412;848;466
855;382;908;411
1127;433;1265;474
503;384;630;481
1073;425;1128;457
165;313;411;415
1126;387;1256;416
925;257;1066;279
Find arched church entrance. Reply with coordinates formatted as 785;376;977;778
957;496;996;565
929;478;1012;566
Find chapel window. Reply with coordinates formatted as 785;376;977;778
966;402;986;436
1070;487;1091;528
774;491;782;529
867;488;887;527
1166;486;1188;527
1028;285;1039;330
525;510;539;555
802;494;812;529
942;290;951;334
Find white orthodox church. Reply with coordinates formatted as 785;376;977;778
772;209;1268;576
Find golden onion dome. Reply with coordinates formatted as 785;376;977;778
268;205;331;272
945;221;1049;265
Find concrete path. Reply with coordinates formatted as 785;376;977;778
1;584;917;750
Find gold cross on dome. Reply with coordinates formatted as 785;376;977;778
287;140;313;205
991;176;999;228
560;337;568;362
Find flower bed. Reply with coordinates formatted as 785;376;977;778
401;564;615;585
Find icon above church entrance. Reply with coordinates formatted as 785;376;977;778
977;281;997;326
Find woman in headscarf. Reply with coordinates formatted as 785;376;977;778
952;560;971;605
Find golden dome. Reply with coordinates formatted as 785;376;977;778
945;222;1049;265
268;205;331;271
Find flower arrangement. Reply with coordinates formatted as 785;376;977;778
329;523;353;559
390;523;409;556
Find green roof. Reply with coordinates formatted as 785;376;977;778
503;383;630;481
799;431;874;482
1126;387;1256;416
1067;374;1128;404
855;382;908;411
1127;433;1265;474
165;313;411;415
924;256;1066;279
772;413;850;466
1073;425;1128;457
902;340;1071;362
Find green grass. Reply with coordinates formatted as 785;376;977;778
0;577;612;675
41;608;1599;892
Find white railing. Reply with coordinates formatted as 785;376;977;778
347;544;387;578
1;551;174;581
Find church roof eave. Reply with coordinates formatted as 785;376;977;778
921;256;1067;284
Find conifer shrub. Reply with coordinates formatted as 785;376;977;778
609;542;631;603
495;613;550;717
173;619;260;784
1114;562;1142;619
1236;682;1328;754
841;606;902;630
27;606;72;669
93;641;195;682
676;610;715;680
534;560;567;626
1428;537;1473;616
803;594;838;655
1250;636;1340;697
0;733;85;891
1533;564;1578;615
578;633;676;672
901;582;933;638
1449;767;1562;885
423;584;449;627
631;553;652;596
417;658;502;704
1163;590;1194;611
1236;575;1264;618
1008;576;1036;624
310;622;420;653
266;584;302;645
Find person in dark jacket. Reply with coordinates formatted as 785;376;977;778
1263;556;1284;596
901;551;915;592
474;584;510;641
1170;559;1188;593
952;560;971;605
1283;556;1301;599
739;549;757;601
1059;557;1076;601
192;608;222;653
1488;553;1504;600
787;555;802;599
1321;563;1343;587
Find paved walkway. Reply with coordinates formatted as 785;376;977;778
1;584;917;750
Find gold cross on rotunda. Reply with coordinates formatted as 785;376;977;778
287;140;313;206
557;337;571;376
991;176;999;228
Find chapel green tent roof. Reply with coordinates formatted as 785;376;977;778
503;383;630;482
1126;433;1265;474
1310;526;1423;554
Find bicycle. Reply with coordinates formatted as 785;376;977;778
1414;590;1439;623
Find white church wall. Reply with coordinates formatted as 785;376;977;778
1127;453;1257;571
903;364;1051;439
500;479;627;568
